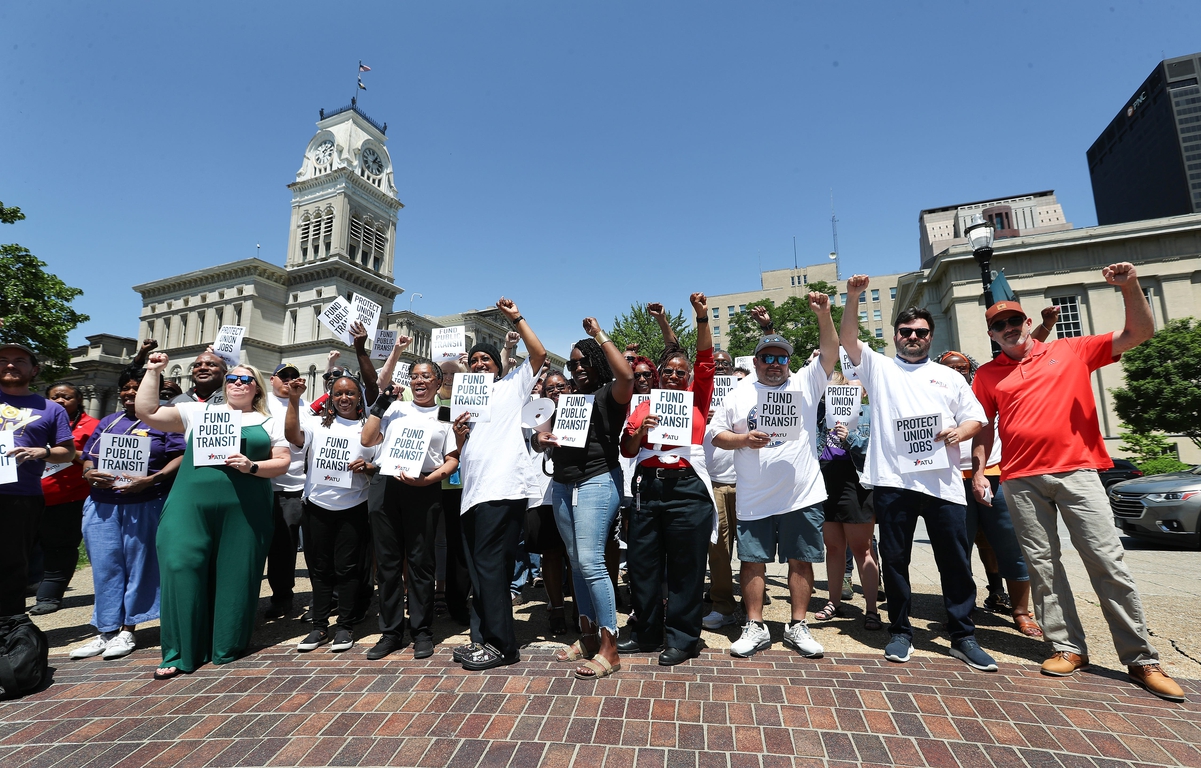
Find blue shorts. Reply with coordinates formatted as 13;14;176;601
736;504;825;564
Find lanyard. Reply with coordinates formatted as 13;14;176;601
100;414;145;436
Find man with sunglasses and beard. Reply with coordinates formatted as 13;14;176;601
840;275;996;672
971;264;1184;702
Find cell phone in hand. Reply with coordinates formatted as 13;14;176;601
437;406;452;423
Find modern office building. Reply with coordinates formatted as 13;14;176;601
1088;53;1201;225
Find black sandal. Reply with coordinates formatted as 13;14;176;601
153;667;183;680
813;601;843;621
864;612;883;631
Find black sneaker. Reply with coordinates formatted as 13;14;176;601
28;601;59;616
366;635;407;660
950;637;998;672
330;629;354;652
452;642;482;663
461;643;519;671
264;598;291;620
413;639;435;659
297;629;328;652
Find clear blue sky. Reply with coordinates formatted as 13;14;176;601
2;2;1197;358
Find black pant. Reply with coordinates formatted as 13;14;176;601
873;486;976;641
627;470;714;653
461;499;524;658
441;488;471;624
301;500;371;632
267;491;303;604
1;494;43;617
33;499;85;604
372;479;442;642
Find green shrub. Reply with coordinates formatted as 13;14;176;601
1136;456;1190;476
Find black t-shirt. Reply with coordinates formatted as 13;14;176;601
550;381;626;485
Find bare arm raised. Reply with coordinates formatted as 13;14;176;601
135;353;185;433
838;275;870;366
1105;263;1154;356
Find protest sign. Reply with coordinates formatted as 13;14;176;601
735;356;755;371
212;325;246;368
192;407;242;467
351;293;382;335
432;326;466;363
96;433;151;486
317;296;354;344
378;422;433;478
0;431;17;485
312;432;355;487
392;362;411;391
370;329;398;360
839;347;859;381
647;389;693;444
754;388;802;442
895;413;950;474
824;384;862;430
554;394;594;448
450;372;492;422
630;393;650;414
713;375;737;406
42;462;70;478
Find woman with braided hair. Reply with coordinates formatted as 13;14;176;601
531;318;634;679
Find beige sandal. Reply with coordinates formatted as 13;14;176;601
574;655;620;680
555;635;597;663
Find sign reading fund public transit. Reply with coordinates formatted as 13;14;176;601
754;388;802;442
432;326;466;363
96;433;151;486
712;375;737;406
895;412;949;474
647;389;693;444
553;394;594;448
192;408;242;467
0;431;17;485
312;433;355;488
450;373;492;422
378;423;432;478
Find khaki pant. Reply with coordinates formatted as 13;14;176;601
707;483;738;616
1002;470;1158;665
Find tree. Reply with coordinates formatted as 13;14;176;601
723;281;884;372
609;303;697;364
1;201;90;382
1111;317;1201;451
1117;428;1189;475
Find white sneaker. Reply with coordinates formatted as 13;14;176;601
102;630;136;659
730;621;772;658
69;633;114;660
702;610;738;630
782;620;824;658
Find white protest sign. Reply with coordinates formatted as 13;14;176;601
713;375;737;407
0;431;17;485
191;407;242;467
212;325;246;368
839;347;859;381
648;389;693;444
378;422;433;478
42;462;70;478
895;413;950;474
351;294;382;335
370;329;398;360
824;384;862;430
554;394;594;448
97;433;151;486
432;326;466;363
735;356;757;383
312;432;355;487
755;387;802;442
630;393;650;415
450;372;492;422
317;296;354;344
392;362;411;391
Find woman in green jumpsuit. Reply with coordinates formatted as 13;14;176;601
136;354;290;679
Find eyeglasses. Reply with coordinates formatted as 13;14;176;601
988;315;1026;334
544;383;570;393
633;371;655;380
896;327;931;339
757;354;789;365
410;373;437;382
225;374;255;386
661;368;689;379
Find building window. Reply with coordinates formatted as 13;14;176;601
858;292;866;303
840;293;847;305
873;309;882;321
791;276;795;286
738;304;746;313
1143;287;1156;330
196;310;206;342
802;273;808;285
858;310;868;322
233;303;243;327
288;309;298;344
890;287;897;300
161;317;171;346
713;326;720;336
871;289;880;302
1052;296;1083;338
875;328;884;338
711;308;719;319
728;306;735;316
179;314;188;346
313;305;323;341
714;343;721;351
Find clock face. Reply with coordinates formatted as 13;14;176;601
362;147;384;175
313;140;334;165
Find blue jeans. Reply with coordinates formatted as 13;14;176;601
82;497;163;632
963;477;1029;581
552;469;621;634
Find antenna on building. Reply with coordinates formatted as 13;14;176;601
830;189;840;280
793;236;798;270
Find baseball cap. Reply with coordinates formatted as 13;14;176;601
753;334;795;356
984;301;1026;324
0;341;39;364
273;362;300;378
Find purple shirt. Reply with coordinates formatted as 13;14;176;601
0;393;74;496
81;413;186;504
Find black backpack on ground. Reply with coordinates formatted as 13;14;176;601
0;614;49;700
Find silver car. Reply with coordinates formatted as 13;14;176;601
1109;467;1201;548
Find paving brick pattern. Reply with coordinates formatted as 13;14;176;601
1;647;1198;768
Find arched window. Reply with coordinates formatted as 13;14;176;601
299;214;313;261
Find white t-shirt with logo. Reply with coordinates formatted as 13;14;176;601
301;416;377;511
378;400;455;474
709;362;828;521
269;394;310;493
855;345;987;505
459;360;537;513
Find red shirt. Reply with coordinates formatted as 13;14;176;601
624;347;714;466
42;412;99;506
972;334;1117;482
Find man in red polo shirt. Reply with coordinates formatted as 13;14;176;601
971;262;1184;703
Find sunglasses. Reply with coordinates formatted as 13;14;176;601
566;359;593;371
274;372;298;382
757;353;789;365
225;374;255;386
989;315;1026;334
896;327;931;339
633;371;655;380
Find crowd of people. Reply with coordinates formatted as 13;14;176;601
0;266;1186;702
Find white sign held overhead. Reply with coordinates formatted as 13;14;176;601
378;423;433;478
735;356;757;382
312;432;355;487
895;413;950;474
192;408;242;467
839;347;859;381
212;325;247;368
647;389;693;445
824;384;862;430
0;431;17;485
553;394;594;448
392;362;411;391
317;296;355;344
351;294;382;335
432;326;466;363
754;388;802;442
450;372;492;422
370;329;398;360
96;433;151;487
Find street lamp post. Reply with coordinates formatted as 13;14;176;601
965;213;996;307
409;292;423;315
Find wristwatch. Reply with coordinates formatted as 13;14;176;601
249;463;259;475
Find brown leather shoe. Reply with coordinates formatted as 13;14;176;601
1041;651;1089;676
1128;664;1186;702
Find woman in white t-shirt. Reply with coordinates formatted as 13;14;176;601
135;354;290;680
360;360;460;661
284;374;378;654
